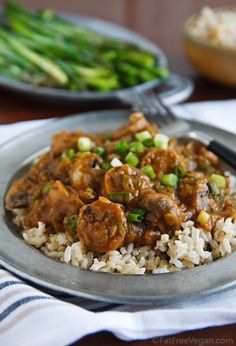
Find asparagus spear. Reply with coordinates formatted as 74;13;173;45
0;29;68;85
6;9;115;68
0;53;57;86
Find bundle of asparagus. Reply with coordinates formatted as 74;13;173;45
0;2;169;91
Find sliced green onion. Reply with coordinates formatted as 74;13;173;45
129;141;145;154
43;181;52;194
154;133;169;149
116;140;129;154
128;208;146;223
111;157;123;167
208;174;226;189
125;152;139;167
108;192;131;203
143;138;154;147
93;146;106;157
141;165;156;179
77;137;93;152
68;148;75;160
101;162;112;171
161;173;178;188
128;213;143;223
174;165;188;178
135;130;152;142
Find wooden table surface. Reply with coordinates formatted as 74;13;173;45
1;0;236;345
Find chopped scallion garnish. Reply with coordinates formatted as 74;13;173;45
116;140;129;154
68;148;75;160
143;138;154;147
129;141;145;154
161;173;178;188
77;137;93;152
135;130;152;142
101;162;112;171
125;152;139;167
93;146;106;157
128;213;143;223
128;208;146;223
141;165;156;179
208;174;226;189
154;133;169;149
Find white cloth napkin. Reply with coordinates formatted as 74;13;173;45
1;99;236;346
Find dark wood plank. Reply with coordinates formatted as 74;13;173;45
76;323;236;345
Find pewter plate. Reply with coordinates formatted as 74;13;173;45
0;12;193;104
0;110;236;304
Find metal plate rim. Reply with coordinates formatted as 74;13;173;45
1;109;236;304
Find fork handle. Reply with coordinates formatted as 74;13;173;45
208;140;236;169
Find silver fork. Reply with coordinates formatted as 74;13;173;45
131;90;236;169
132;91;190;136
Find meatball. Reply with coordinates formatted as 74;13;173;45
28;151;73;186
51;131;96;156
141;149;181;180
5;176;35;209
103;164;152;205
112;113;149;140
70;153;104;202
125;223;160;247
37;155;73;185
28;152;51;183
77;197;127;253
24;180;83;232
185;142;219;170
139;189;185;234
178;174;214;213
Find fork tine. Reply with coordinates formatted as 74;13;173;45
156;96;177;121
125;89;180;129
138;92;152;113
137;92;151;115
143;91;170;127
138;92;167;127
125;93;144;113
147;90;179;125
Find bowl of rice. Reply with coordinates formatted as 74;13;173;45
183;7;236;86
